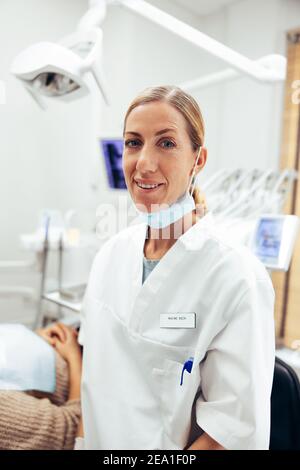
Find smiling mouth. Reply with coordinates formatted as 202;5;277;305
135;181;164;190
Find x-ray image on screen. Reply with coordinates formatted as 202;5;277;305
100;139;127;189
253;217;283;264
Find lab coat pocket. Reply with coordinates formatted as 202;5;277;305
152;358;201;449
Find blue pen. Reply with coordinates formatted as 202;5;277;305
180;357;194;386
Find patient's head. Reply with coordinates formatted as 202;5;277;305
29;323;82;402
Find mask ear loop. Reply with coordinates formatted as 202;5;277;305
189;146;202;196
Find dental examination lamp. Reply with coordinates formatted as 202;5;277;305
10;0;109;109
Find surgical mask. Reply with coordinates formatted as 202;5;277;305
136;146;202;229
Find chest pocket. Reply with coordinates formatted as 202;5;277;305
151;358;201;449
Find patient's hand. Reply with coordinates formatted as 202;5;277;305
37;323;81;362
37;323;82;402
52;324;81;365
53;325;82;401
36;322;69;345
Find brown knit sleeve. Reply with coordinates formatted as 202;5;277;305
49;352;69;406
0;391;81;450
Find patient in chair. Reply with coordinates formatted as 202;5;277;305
0;322;82;450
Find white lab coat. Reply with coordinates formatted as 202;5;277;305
79;211;275;450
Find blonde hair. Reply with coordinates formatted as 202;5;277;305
123;85;207;209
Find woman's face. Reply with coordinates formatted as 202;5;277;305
122;101;206;212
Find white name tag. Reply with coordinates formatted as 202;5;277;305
160;313;196;329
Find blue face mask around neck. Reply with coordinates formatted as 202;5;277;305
136;146;202;229
137;190;196;229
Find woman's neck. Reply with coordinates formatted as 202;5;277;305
144;210;199;259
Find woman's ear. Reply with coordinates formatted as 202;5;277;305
195;147;207;174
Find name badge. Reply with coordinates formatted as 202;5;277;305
160;313;196;329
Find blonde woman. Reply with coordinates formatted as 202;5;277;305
77;86;275;450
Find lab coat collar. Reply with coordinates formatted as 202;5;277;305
177;210;215;250
127;211;215;332
128;220;188;330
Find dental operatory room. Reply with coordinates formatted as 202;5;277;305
1;0;300;459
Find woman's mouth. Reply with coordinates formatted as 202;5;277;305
134;180;164;192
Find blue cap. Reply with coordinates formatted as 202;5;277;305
180;357;194;386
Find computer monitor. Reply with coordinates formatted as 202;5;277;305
100;138;126;189
250;214;299;271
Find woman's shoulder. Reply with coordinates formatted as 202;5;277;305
188;214;272;287
205;228;272;288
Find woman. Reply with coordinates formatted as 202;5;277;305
77;86;275;450
0;323;82;450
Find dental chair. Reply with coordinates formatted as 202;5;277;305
269;356;300;450
186;356;300;450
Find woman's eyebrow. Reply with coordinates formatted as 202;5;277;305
124;128;177;137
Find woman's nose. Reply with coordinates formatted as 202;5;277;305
135;147;158;173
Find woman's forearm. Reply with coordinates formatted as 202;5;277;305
187;432;225;450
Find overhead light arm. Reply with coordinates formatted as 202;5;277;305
78;0;107;32
180;54;287;90
114;0;286;83
59;28;109;105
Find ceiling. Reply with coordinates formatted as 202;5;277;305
173;0;238;16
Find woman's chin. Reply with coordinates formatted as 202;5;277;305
134;196;167;212
133;192;167;209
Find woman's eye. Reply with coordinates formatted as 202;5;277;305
124;138;175;149
124;139;141;148
159;139;175;149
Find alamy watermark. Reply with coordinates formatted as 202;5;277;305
95;194;206;241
